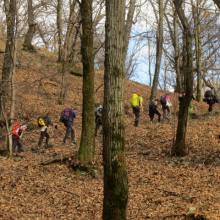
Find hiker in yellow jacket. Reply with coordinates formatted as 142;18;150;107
130;93;143;127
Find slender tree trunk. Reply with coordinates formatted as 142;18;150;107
68;20;81;64
58;1;77;104
172;0;193;156
124;0;136;61
57;0;63;62
150;0;164;101
147;37;152;86
192;0;202;102
173;10;182;92
103;0;128;219
78;0;95;164
23;0;36;52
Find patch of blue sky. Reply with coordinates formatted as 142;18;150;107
127;23;155;86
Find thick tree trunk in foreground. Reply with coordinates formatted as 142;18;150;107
78;0;95;164
1;0;16;115
172;0;193;156
150;0;164;101
0;0;17;156
103;0;128;219
23;0;36;51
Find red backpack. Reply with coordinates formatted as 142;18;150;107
12;121;21;137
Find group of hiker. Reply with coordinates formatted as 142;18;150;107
130;92;172;126
0;105;105;154
0;88;218;154
130;89;219;127
0;108;77;153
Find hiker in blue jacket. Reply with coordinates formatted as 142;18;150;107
60;108;76;145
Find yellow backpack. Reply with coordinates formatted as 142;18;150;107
130;94;143;107
37;117;45;127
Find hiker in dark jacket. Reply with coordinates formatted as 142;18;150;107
37;114;53;148
60;108;76;145
95;104;103;136
149;99;161;122
203;89;218;112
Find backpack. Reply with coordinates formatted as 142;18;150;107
12;121;21;137
160;96;166;105
204;90;213;98
60;108;75;123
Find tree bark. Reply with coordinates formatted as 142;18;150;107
147;37;152;86
58;1;77;104
172;0;193;156
173;10;183;92
78;0;95;164
57;0;63;62
0;0;17;156
124;0;136;61
103;0;128;219
1;0;16;114
192;0;202;102
150;0;164;101
23;0;36;52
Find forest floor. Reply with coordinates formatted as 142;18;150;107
0;51;219;220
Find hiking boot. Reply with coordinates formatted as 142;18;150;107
17;148;24;153
45;143;53;149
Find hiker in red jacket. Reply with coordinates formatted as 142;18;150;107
12;119;27;153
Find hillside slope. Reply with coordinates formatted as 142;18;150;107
0;51;219;220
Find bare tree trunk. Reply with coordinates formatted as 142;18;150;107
57;0;63;62
192;0;202;102
213;0;220;9
103;0;128;219
78;0;95;164
147;37;152;86
150;0;164;101
173;10;183;92
1;0;16;115
23;0;36;52
66;1;80;64
37;24;49;49
0;0;17;156
68;20;81;64
172;0;193;157
124;0;136;60
58;1;77;104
